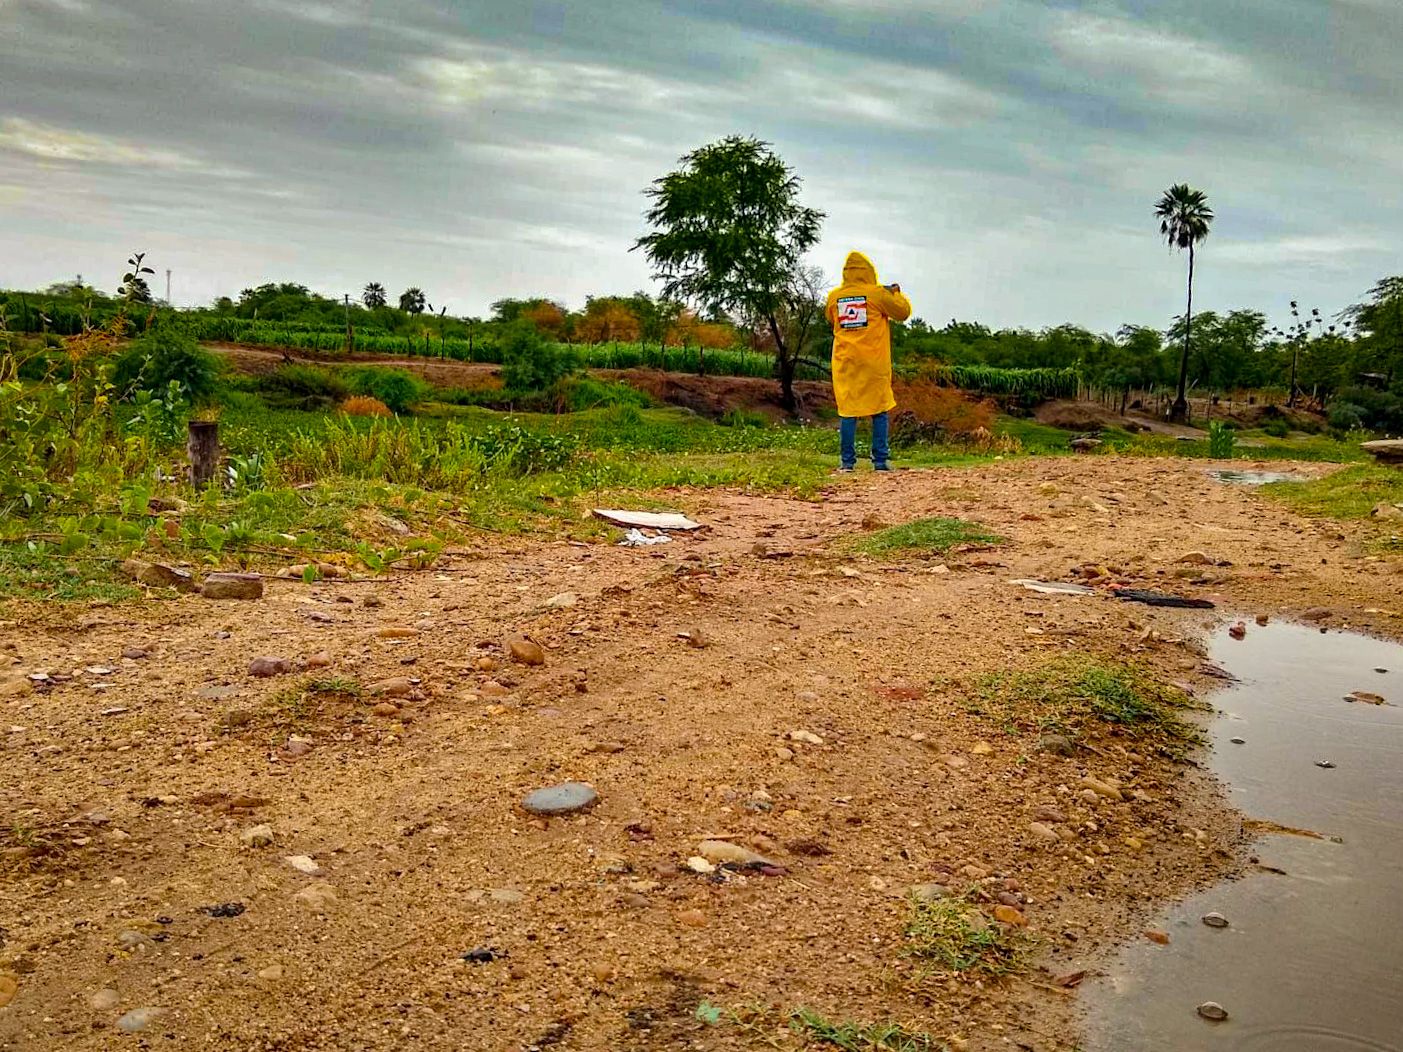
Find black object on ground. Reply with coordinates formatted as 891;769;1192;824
1113;588;1215;609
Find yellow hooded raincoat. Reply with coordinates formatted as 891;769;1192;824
824;251;912;418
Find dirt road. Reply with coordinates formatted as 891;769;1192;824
3;456;1398;1050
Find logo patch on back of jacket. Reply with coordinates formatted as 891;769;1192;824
836;296;868;330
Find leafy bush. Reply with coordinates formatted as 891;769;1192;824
500;323;578;392
256;363;349;409
468;423;577;475
346;367;429;414
112;325;220;403
1329;386;1403;435
719;408;767;428
1262;418;1291;438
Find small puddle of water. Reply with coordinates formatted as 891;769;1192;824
1207;469;1308;486
1084;622;1403;1051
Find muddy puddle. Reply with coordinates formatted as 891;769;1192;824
1207;469;1309;486
1085;622;1403;1051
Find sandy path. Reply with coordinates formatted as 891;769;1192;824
2;456;1398;1051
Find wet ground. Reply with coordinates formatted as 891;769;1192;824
1086;622;1403;1051
1207;469;1310;486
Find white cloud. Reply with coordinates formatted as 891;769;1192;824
0;117;241;175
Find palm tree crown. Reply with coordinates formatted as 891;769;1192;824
1155;184;1213;251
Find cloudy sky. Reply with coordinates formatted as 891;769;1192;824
0;0;1398;331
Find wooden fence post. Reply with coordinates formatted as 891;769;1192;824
188;420;220;491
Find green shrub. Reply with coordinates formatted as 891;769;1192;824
1207;421;1236;459
1262;418;1290;438
719;408;767;428
113;325;220;403
549;375;649;412
346;367;429;414
500;323;578;392
256;363;349;409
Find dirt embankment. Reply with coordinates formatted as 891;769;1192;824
208;343;837;421
3;457;1399;1051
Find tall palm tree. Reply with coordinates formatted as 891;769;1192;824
399;287;426;314
1155;184;1214;423
362;282;386;309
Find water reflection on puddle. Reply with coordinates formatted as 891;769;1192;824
1206;469;1309;486
1084;623;1403;1051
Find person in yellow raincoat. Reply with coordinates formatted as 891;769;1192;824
825;251;912;471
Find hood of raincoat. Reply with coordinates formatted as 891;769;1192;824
842;251;877;286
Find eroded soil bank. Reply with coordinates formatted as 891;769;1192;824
3;456;1400;1051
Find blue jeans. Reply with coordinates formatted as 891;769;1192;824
840;411;890;469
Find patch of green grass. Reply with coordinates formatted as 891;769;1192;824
1262;465;1403;520
694;1002;947;1052
851;517;1002;558
789;1008;947;1051
0;546;140;603
995;416;1072;453
974;656;1204;757
903;893;1030;978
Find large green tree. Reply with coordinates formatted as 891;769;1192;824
634;135;823;411
1155;184;1214;423
1345;276;1403;385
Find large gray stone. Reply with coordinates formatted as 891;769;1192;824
1362;439;1403;465
521;782;598;816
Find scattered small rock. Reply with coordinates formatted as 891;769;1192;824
204;902;246;918
682;628;709;649
676;909;707;928
90;988;121;1010
1196;1001;1229;1022
1255;614;1269;626
1033;806;1067;824
1228;622;1247;640
372;702;401;717
545;592;578;609
304;652;333;670
489;888;525;905
697;839;778;869
507;636;546;667
375;625;418;639
1315;760;1336;769
1230;737;1246;745
239;825;275;848
1301;607;1331;622
970;741;993;756
293;882;338;911
121;560;196;592
1177;551;1213;565
369;677;415;698
1028;822;1061;843
908;883;949;902
521;782;598;816
993;905;1028;927
1079;776;1123;801
257;964;284;981
248;656;295;678
200;573;264;600
788;729;824;746
121;647;150;660
1202;912;1229;929
117;1006;165;1033
284;855;323;876
1145;929;1170;945
1038;733;1077;757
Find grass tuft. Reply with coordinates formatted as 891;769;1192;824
789;1008;947;1051
851;517;1002;558
973;656;1204;756
903;892;1030;978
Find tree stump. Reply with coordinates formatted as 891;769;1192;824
187;420;220;490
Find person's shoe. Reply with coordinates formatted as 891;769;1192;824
873;463;892;472
836;465;856;474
